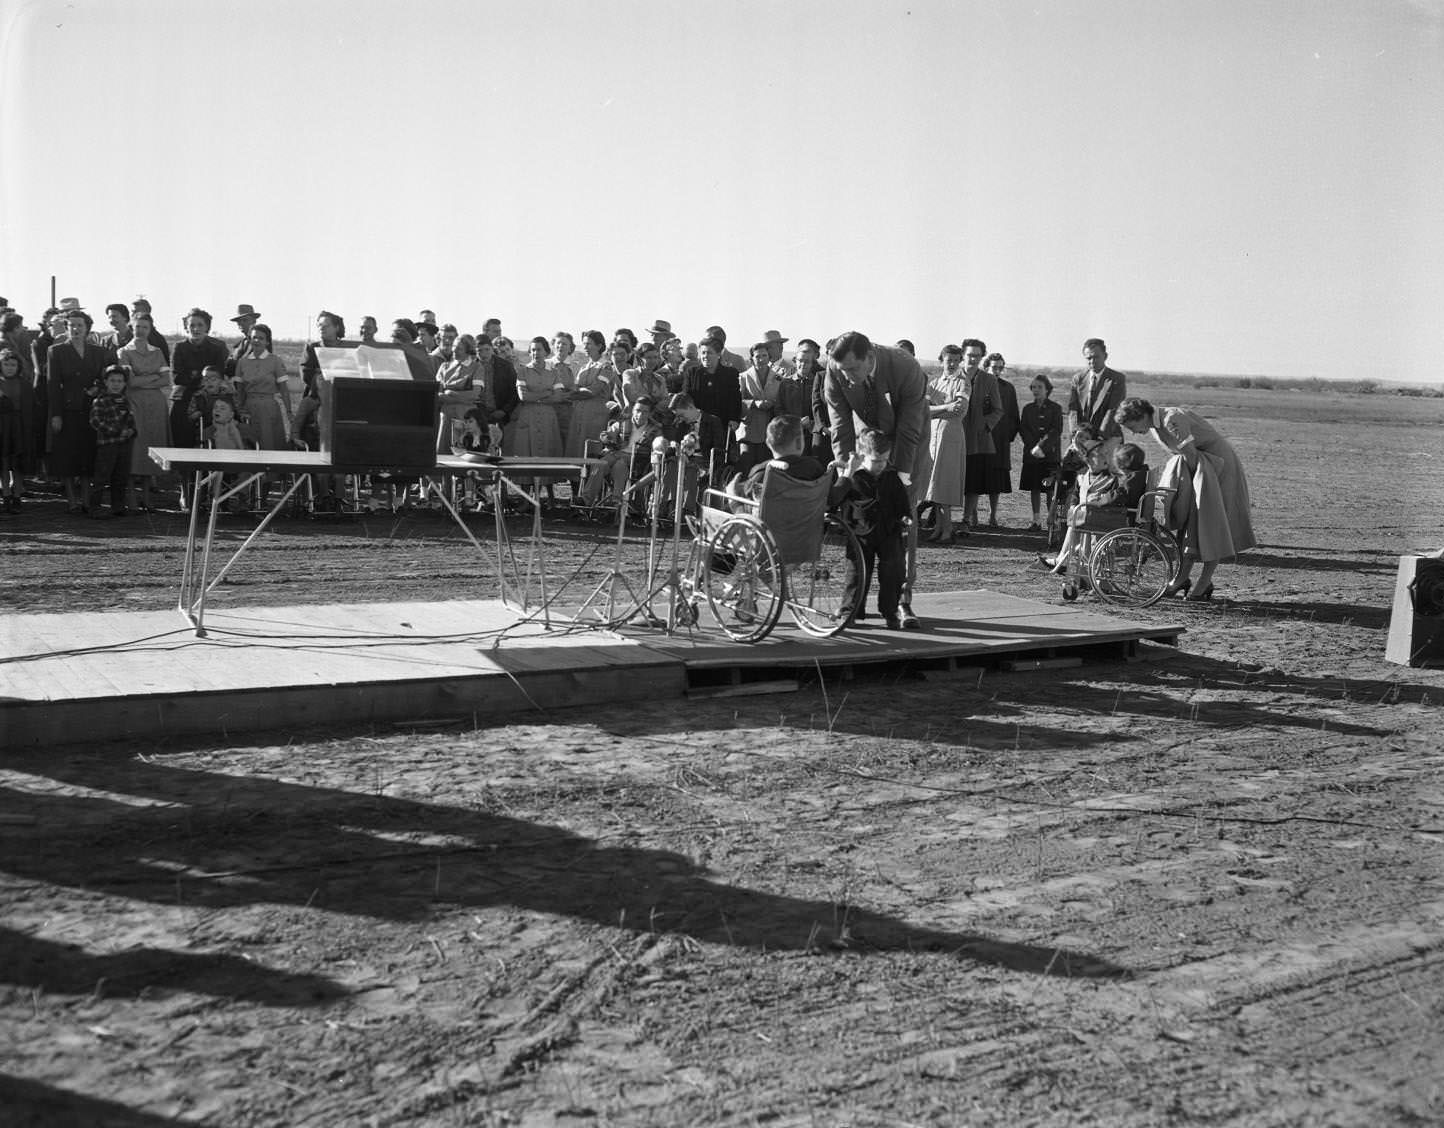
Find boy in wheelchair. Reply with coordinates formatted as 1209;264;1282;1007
577;395;664;513
1047;441;1150;575
728;413;829;500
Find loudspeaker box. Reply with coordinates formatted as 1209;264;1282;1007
1384;554;1444;668
323;378;439;470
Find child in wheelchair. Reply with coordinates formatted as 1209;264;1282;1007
576;395;664;515
727;413;829;501
1046;441;1150;576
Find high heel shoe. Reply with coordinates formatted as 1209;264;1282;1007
1163;578;1192;598
1185;584;1214;603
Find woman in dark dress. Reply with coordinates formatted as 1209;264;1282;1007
46;309;116;512
1017;373;1064;531
170;308;229;446
169;308;229;505
981;353;1019;527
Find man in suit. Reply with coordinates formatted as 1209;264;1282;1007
960;337;1003;529
1067;337;1127;454
824;330;931;628
474;336;519;428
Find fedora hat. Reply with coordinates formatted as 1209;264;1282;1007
648;319;672;336
762;329;789;345
59;296;84;313
230;303;262;323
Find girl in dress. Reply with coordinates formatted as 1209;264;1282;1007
117;311;172;511
923;344;970;543
504;336;564;458
233;323;292;508
232;323;292;450
1017;374;1064;532
566;329;614;458
547;332;576;446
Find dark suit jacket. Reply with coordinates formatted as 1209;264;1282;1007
993;377;1020;451
482;357;519;423
962;367;1004;455
1067;365;1128;441
46;339;116;413
823;345;930;481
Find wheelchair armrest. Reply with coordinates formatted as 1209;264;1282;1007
702;486;756;512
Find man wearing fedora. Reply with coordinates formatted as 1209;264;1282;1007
225;303;262;382
761;329;796;376
647;319;674;349
824;330;931;629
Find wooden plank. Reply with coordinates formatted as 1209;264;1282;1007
0;588;1173;748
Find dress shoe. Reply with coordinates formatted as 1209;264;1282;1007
899;604;920;630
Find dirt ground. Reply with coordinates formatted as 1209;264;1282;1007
2;385;1443;1126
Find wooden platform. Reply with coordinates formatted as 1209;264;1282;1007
637;590;1183;686
0;593;1181;748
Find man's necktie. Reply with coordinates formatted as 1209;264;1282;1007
862;376;879;425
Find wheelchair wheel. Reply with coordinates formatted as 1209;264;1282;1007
704;516;784;642
1088;527;1176;607
787;517;863;637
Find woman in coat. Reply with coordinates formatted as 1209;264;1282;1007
46;308;116;512
922;344;970;542
1115;397;1256;602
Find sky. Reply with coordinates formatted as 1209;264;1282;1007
3;0;1442;381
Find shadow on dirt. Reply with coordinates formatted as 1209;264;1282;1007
0;1074;186;1128
0;926;344;1006
1235;551;1395;575
1223;596;1389;628
0;763;1129;980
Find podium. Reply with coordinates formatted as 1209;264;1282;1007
1384;554;1444;668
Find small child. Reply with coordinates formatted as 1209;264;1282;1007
1048;435;1146;574
187;366;234;447
88;364;137;518
836;427;911;629
205;396;248;450
731;413;828;501
1089;443;1150;513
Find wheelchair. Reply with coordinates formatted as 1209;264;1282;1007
1043;454;1084;550
677;465;863;642
1057;487;1181;607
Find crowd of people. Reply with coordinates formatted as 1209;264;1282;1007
0;293;1256;603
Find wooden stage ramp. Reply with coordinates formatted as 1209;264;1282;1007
0;592;1181;749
